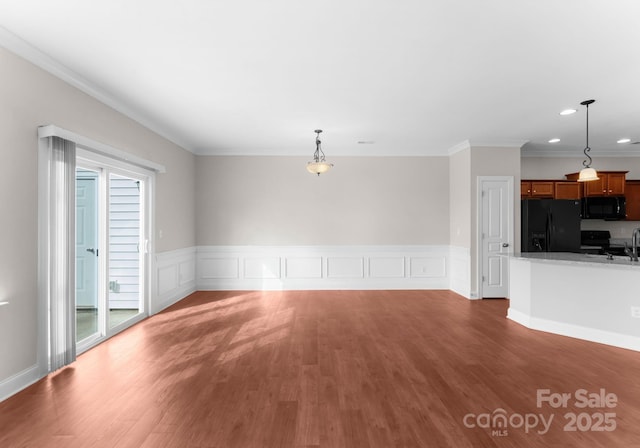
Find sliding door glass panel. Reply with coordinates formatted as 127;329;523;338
76;169;100;342
108;173;142;329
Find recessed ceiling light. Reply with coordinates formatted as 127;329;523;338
617;138;631;144
560;109;577;116
548;138;561;143
357;141;375;144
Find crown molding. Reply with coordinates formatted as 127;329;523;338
447;140;471;155
521;144;640;158
468;139;529;150
447;139;527;156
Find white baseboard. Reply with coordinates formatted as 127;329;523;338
508;308;640;352
0;364;43;403
153;247;197;314
506;308;531;327
196;245;452;291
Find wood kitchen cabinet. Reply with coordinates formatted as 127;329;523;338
554;181;581;199
521;181;554;198
625;181;640;220
565;171;628;197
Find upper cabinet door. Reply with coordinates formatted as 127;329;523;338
606;172;626;195
554;182;581;199
626;181;640;220
521;181;532;198
530;181;554;198
584;176;605;196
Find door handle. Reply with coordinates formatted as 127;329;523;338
86;248;98;256
502;243;509;247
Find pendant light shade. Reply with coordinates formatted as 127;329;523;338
306;161;333;175
307;129;333;176
578;167;598;182
577;99;599;182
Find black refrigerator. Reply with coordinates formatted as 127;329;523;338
521;199;581;252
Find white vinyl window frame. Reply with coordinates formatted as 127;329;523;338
37;125;164;372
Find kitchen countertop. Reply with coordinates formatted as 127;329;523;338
508;251;640;268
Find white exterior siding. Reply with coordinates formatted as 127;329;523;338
109;176;141;309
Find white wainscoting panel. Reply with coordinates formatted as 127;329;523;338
197;246;451;290
327;257;364;278
369;257;405;278
449;246;471;299
410;257;446;278
157;265;178;296
244;257;281;279
200;257;239;279
179;258;196;286
286;257;323;279
153;247;197;314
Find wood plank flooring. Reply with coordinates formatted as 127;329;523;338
1;290;639;447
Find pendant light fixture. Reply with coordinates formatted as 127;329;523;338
306;129;333;176
577;99;599;182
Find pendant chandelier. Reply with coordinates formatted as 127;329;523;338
577;99;599;182
306;129;333;176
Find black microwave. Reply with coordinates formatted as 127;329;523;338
581;196;626;220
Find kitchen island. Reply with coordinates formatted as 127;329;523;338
508;252;640;352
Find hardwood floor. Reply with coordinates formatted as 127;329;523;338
1;290;639;447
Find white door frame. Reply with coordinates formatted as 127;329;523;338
476;176;514;299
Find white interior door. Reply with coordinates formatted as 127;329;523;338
480;177;513;298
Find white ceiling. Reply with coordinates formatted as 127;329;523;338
1;0;640;157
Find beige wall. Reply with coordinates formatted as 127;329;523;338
196;156;450;245
449;147;471;248
0;47;196;382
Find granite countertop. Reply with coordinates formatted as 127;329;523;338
507;251;640;269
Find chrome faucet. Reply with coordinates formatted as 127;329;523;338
627;228;640;262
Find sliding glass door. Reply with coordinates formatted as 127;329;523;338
75;157;149;353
